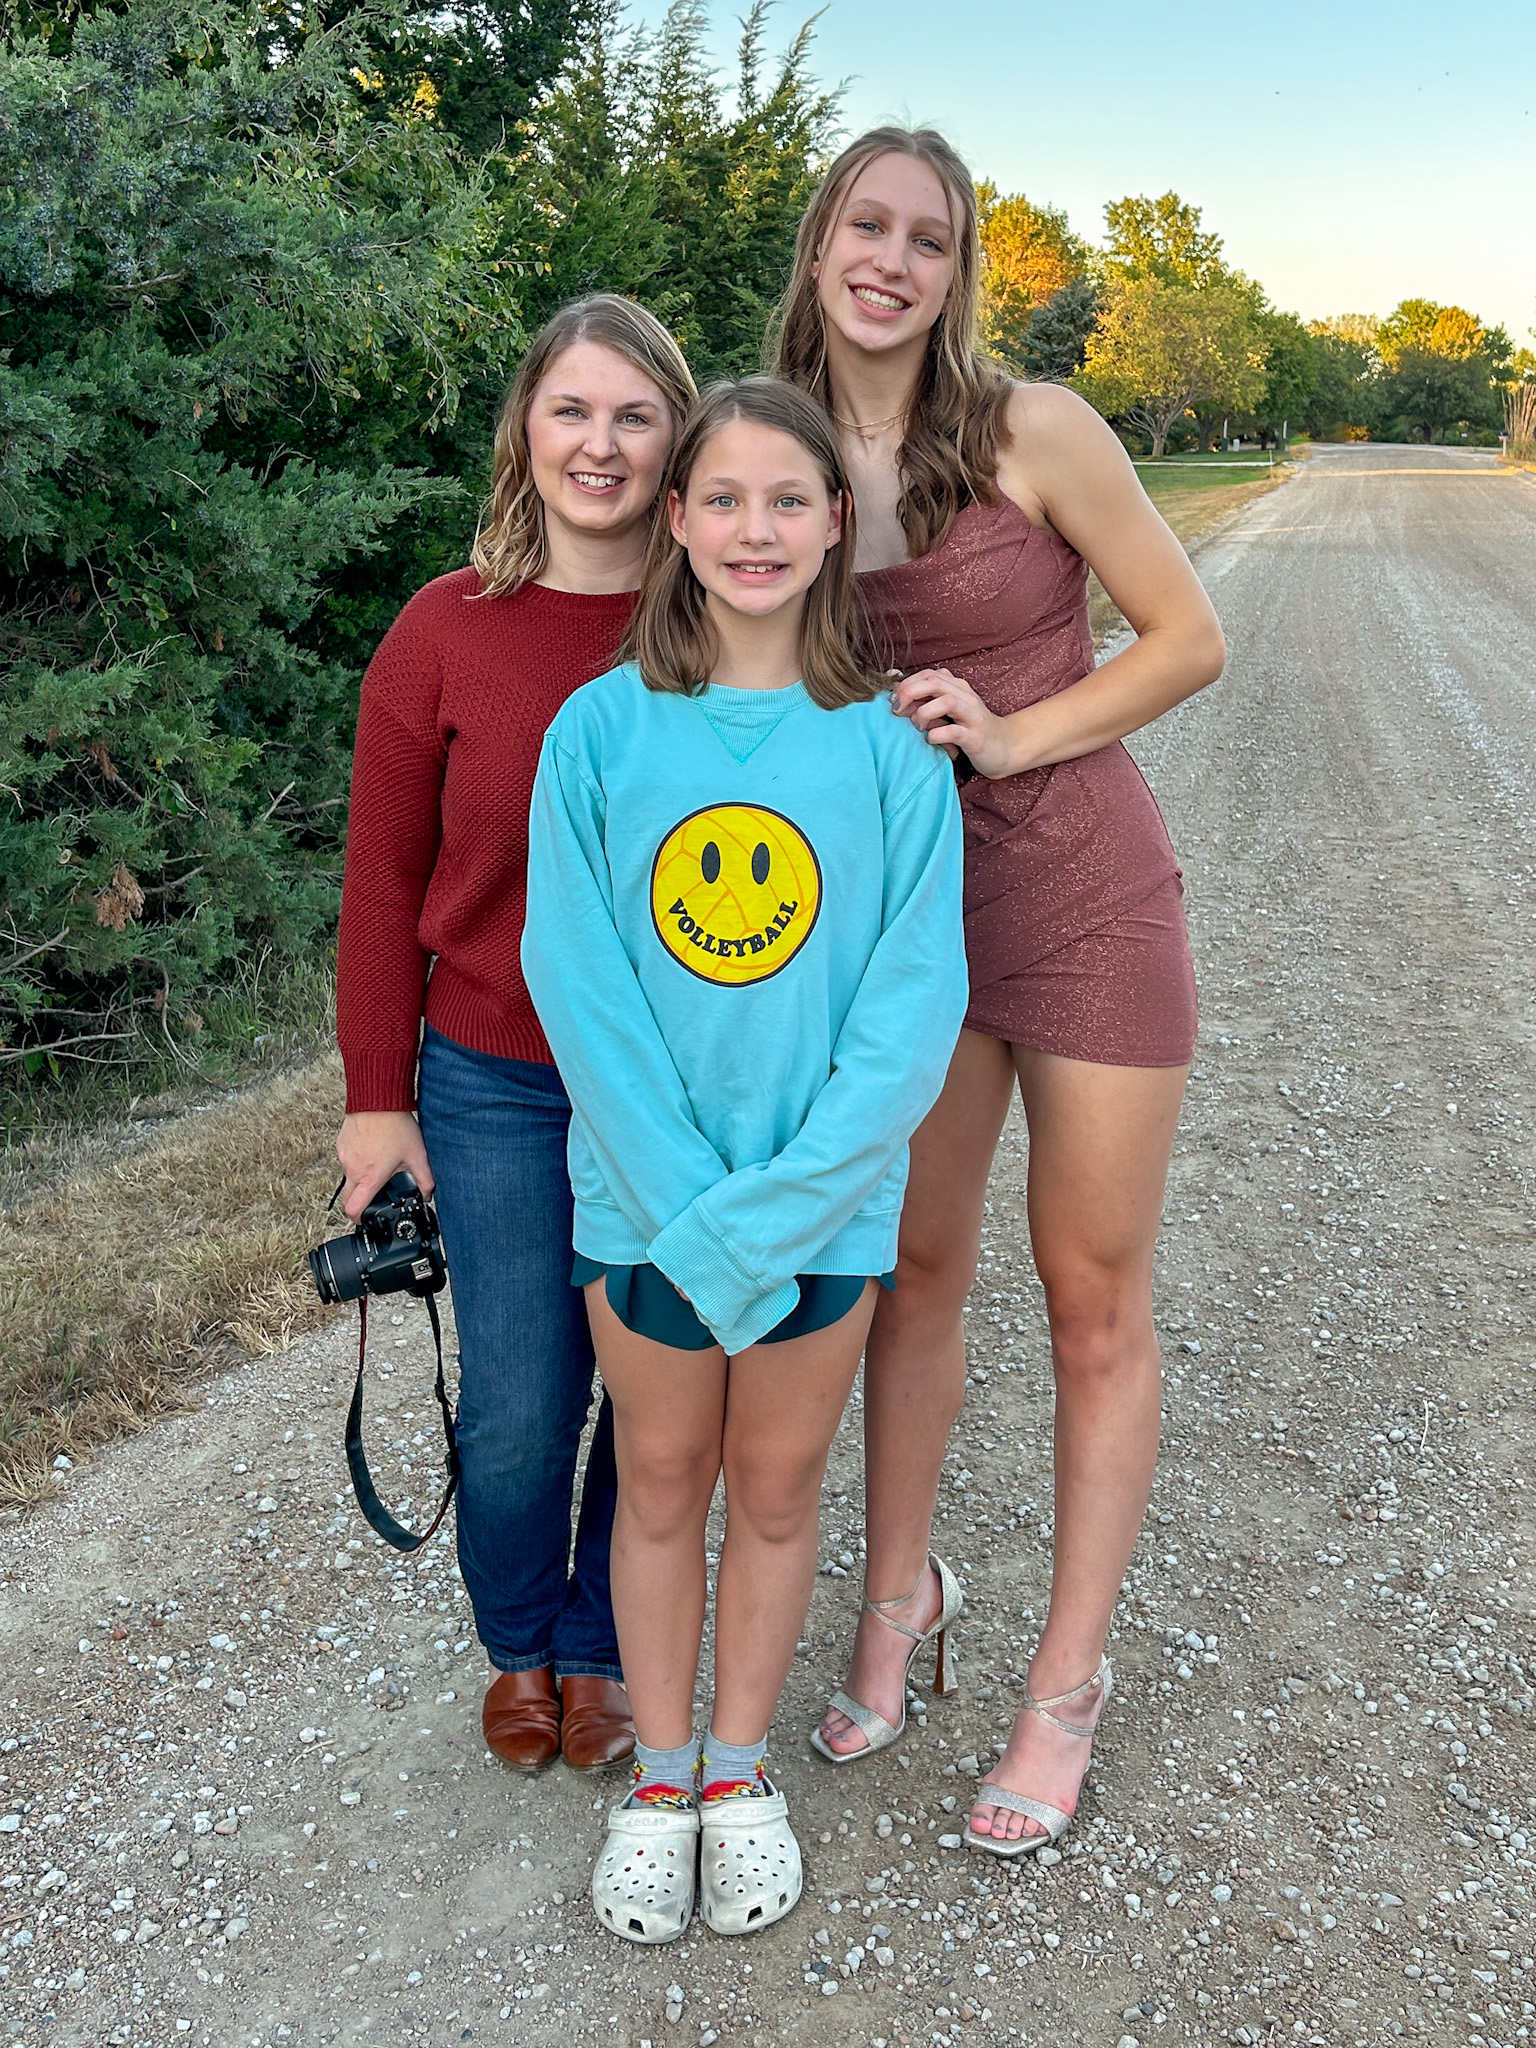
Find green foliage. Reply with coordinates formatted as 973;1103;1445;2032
1084;188;1290;451
1243;310;1318;442
1018;277;1101;383
1;0;839;1093
977;186;1092;375
0;0;519;1069
1074;278;1266;458
1381;348;1501;443
1303;319;1383;439
512;0;839;381
1103;192;1229;291
1374;299;1507;442
1301;301;1509;443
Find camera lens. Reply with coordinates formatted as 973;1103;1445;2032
309;1233;368;1304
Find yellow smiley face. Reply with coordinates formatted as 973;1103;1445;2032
650;804;823;986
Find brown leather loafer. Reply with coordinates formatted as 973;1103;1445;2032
559;1675;635;1772
483;1667;561;1771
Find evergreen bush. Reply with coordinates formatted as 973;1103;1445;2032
0;0;517;1072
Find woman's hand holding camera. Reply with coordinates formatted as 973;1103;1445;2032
337;1111;435;1221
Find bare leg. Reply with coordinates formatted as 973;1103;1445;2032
587;1282;726;1751
711;1288;875;1745
592;1280;874;1755
817;1031;1015;1755
969;1049;1185;1843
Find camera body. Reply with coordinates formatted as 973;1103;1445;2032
309;1171;447;1306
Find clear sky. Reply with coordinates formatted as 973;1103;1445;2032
629;0;1536;345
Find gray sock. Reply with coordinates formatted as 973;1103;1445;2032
701;1727;768;1799
628;1734;699;1808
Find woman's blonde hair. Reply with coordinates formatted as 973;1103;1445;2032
620;377;882;712
768;125;1013;560
471;294;697;597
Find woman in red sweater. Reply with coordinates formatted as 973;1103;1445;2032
334;296;696;1774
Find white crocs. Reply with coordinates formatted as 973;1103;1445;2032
592;1796;699;1944
698;1777;802;1936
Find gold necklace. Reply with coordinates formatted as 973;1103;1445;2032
832;410;906;435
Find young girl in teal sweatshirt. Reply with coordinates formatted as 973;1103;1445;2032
522;377;967;1944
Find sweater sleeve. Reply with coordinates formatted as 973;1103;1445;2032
520;733;804;1336
646;760;967;1352
335;608;448;1113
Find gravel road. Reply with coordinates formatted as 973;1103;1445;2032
2;442;1533;2048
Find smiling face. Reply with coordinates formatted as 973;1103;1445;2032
651;803;823;985
525;339;675;549
813;150;958;358
667;418;844;622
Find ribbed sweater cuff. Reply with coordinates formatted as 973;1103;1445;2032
647;1207;799;1356
342;1049;420;1115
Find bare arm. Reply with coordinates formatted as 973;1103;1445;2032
894;382;1226;777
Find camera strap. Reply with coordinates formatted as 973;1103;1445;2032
344;1291;460;1553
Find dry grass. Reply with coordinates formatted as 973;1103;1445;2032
1091;462;1298;642
0;1056;346;1508
1505;382;1536;463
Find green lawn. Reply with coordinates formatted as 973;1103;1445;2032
1134;452;1284;496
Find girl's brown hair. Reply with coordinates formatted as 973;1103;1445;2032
471;294;697;598
621;377;882;712
767;125;1013;560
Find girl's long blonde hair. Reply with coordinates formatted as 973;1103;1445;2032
767;126;1012;560
620;378;882;712
471;295;697;598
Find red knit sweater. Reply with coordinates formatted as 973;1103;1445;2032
335;568;637;1111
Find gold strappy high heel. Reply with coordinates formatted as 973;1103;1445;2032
810;1555;963;1766
964;1655;1113;1858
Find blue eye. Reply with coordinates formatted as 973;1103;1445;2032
701;841;721;884
751;843;770;885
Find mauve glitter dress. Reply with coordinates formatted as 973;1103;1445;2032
859;496;1198;1066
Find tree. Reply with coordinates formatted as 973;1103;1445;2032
0;0;517;1067
1382;350;1500;442
1019;277;1101;383
1103;191;1228;289
1302;318;1383;439
1378;298;1489;365
1240;310;1318;447
1374;299;1506;441
512;0;839;380
6;0;588;142
1074;278;1267;456
0;0;844;1087
977;187;1091;372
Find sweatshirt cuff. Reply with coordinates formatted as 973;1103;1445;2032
646;1207;799;1356
342;1048;420;1114
710;1277;802;1356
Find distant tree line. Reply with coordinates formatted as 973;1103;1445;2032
2;0;1531;1081
979;188;1532;455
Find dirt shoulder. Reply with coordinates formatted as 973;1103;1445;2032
2;1060;346;1507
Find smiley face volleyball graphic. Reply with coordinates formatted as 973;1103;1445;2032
651;804;822;986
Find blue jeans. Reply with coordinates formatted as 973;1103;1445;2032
416;1027;621;1679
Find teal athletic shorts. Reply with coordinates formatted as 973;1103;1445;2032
571;1254;894;1351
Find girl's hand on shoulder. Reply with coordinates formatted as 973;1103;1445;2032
892;667;1020;779
337;1110;435;1221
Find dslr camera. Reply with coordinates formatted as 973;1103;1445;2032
309;1171;447;1306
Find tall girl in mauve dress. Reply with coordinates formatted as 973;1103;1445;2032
773;129;1226;1857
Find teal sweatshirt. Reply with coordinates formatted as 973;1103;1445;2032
521;664;968;1355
